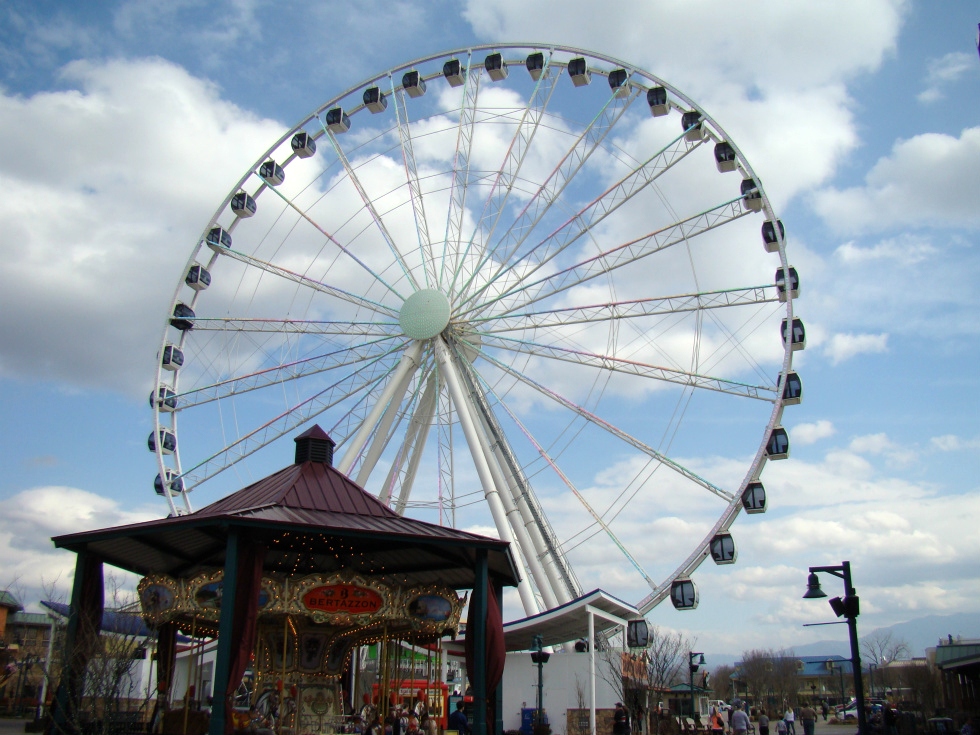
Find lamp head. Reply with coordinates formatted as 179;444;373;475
803;572;827;599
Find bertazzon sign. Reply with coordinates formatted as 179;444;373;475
302;584;383;613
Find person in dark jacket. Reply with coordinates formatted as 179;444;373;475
448;701;470;735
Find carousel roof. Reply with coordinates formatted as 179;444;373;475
53;426;520;591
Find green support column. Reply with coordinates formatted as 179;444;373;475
493;580;504;735
473;549;488;735
209;529;241;735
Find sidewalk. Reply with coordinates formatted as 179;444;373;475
0;718;29;735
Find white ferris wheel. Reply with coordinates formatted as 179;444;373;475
149;44;804;618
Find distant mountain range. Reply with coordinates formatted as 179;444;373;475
705;611;980;669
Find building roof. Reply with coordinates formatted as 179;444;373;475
8;612;51;627
41;601;152;637
52;426;520;591
499;588;641;652
0;591;23;612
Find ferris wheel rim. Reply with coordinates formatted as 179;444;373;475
151;43;798;616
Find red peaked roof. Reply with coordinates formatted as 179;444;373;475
53;426;519;590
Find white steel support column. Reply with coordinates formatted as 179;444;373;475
469;403;557;612
338;340;423;475
434;337;539;614
394;377;439;513
355;355;423;488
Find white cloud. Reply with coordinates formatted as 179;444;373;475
0;486;157;604
812;127;980;233
824;332;888;364
0;58;285;394
931;434;980;452
918;51;975;104
792;420;836;445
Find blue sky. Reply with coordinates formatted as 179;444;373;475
0;1;978;656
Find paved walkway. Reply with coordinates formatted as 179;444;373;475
0;718;30;735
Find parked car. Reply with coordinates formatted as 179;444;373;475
835;699;888;720
709;700;732;713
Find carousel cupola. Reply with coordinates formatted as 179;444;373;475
294;424;336;466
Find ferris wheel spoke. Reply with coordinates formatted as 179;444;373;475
461;127;700;316
318;119;423;292
475;198;753;319
478;332;775;401
473;285;778;334
189;317;399;336
458;85;639;307
450;58;563;296
440;55;481;290
437;373;456;527
258;179;406;302
391;78;437;288
175;336;404;410
178;351;402;491
478;374;659;593
474;347;736;503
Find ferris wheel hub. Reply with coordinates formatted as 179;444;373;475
399;288;451;339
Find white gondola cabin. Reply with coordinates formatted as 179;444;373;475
778;371;803;405
762;219;785;253
206;226;232;252
670;579;699;610
231;190;257;218
485;52;508;81
775;266;800;301
709;533;737;565
781;317;806;351
161;343;184;371
154;468;184;497
740;178;763;211
150;385;177;412
682;111;703;142
568;57;591;86
148;427;177;455
402;70;426;98
326;107;351;134
363;86;388;113
259;160;285;186
291;131;317;158
608;68;630;97
741;481;766;514
526;52;545;80
185;263;211;292
765;426;790;460
171;303;195;331
647;86;669;116
714;142;737;173
443;59;465;87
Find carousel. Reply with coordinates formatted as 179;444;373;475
51;427;515;735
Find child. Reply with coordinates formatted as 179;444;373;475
776;718;788;735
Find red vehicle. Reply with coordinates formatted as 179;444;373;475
371;679;449;727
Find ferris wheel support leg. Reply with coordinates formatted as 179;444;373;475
337;340;423;476
355;359;428;490
462;379;559;611
394;378;438;514
434;338;540;616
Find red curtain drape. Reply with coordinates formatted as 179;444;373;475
69;555;105;711
464;580;505;722
150;621;178;726
223;542;266;735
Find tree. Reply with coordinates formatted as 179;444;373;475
710;665;734;703
861;631;911;698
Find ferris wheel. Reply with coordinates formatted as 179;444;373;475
149;44;804;618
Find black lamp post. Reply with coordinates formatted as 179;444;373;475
531;635;551;731
803;561;867;735
689;652;705;720
868;664;877;700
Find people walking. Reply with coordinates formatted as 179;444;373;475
732;703;750;735
784;707;796;735
710;707;725;735
613;702;631;735
800;703;816;735
758;709;770;735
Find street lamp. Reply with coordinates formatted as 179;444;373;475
803;562;867;735
868;664;877;700
531;635;551;732
689;652;705;721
